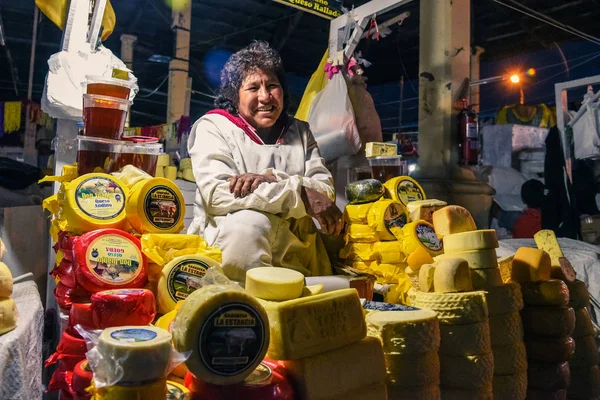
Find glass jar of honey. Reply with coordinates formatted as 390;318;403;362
77;136;123;175
84;76;136;100
83;94;131;140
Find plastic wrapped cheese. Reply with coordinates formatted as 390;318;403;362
69;302;95;331
54;283;91;310
367;199;408;241
383;176;426;207
51;259;77;289
72;229;147;293
126;178;185;234
343;203;373;224
72;360;93;396
91;289;156;328
344;224;379;243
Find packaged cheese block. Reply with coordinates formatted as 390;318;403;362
324;382;388;400
573;307;596;337
566;279;590;309
521;306;575;337
348;260;376;272
484;282;524;315
91;288;156;328
492;372;527;400
435;249;498;270
470;268;503;290
511;247;551;283
433;258;473;293
432;206;477;238
407;246;434;272
571;335;600;367
72;229;147;293
281;337;386;400
166;381;190;399
0;298;16;335
568;366;600;400
366;309;440;354
439;353;494;389
53;329;87;356
387;384;440;400
89;378;167;400
96;326;172;384
344;223;379;243
126;177;185;234
526;389;567;400
401;220;443;257
345;179;385;205
365;142;397;157
488;312;523;346
441;389;493;400
0;262;13;297
172;285;269;384
54;282;91;310
339;243;376;262
245;267;304;301
51;259;77;289
367;199;408;241
261;288;365;361
525;336;575;363
157;254;220;314
439;321;491;356
407;199;447;224
383;176;426;207
498;254;514;283
385;351;441;387
492;341;527;375
58;173;129;234
69;302;95;330
411;291;488;325
343;203;373;224
419;264;436;293
527;361;571;390
443;230;498;253
372;241;405;264
521;279;569;307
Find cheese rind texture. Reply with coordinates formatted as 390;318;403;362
281;337;385;400
566;279;590;309
245;267;305;301
470;268;503;290
433;258;473;293
262;288;366;360
385;351;441;386
570;335;600;367
411;291;488;325
521;279;569;306
498;255;514;283
525;336;575;363
511;247;551;283
387;384;441;400
492;372;527;400
488;312;523;346
527;361;571;390
439;321;491;356
366;309;440;354
492;341;527;375
435;249;498;270
521;306;575;337
328;382;388;400
432;205;477;238
439;352;494;389
484;282;524;315
407;199;447;224
0;262;13;298
573;307;596;337
443;230;499;252
419;264;436;293
441;389;493;400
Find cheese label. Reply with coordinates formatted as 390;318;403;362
167;259;210;302
199;303;267;377
86;234;143;285
395;178;425;205
416;223;443;252
110;328;158;342
143;185;182;230
75;176;126;220
166;382;188;399
245;363;272;385
384;203;408;232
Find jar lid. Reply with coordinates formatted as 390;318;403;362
121;141;163;155
84;76;136;89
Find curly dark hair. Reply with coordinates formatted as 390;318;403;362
214;41;289;115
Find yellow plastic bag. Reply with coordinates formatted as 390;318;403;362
295;49;329;122
384;276;413;306
140;234;222;266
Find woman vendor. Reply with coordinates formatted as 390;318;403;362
188;41;344;284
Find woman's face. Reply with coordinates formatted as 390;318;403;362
238;68;284;129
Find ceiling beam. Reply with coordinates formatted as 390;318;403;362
271;11;303;51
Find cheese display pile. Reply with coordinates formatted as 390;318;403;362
0;240;17;336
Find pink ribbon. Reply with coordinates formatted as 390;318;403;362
324;62;340;79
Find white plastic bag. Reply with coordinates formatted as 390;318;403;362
573;101;600;160
307;73;361;161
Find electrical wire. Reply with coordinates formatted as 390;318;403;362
137;75;169;98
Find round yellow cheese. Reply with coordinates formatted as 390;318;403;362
439;352;494;389
488;312;523;346
126;178;185;234
402;220;443;256
443;230;499;253
525;336;575;363
411;291;488;325
367;199;408;241
435;249;498;269
383;176;426;207
385;351;440;386
0;298;17;335
245;267;305;301
470;267;503;290
433;258;473;293
439;321;491;356
0;262;13;298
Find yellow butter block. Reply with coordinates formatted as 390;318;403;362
345;223;379;243
343;203;373;224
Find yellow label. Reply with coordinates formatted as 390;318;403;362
396;178;425;205
75;177;126;220
86;234;143;285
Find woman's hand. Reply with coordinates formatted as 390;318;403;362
301;187;344;235
228;173;278;198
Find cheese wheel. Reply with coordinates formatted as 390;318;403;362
488;312;523;346
432;205;477;238
411;291;488;325
366;309;440;354
388;384;440;400
56;329;87;355
60;173;129;234
526;389;567;400
51;259;77;289
385;351;441;387
571;335;600;367
345;179;385;205
153;310;188;378
157;254;220;314
439;353;494;389
527;361;571;390
470;268;503;290
0;298;16;335
406;199;447;224
435;249;498;269
407;246;434;272
439;321;491;356
343;203;373;224
91;288;156;328
521;279;569;306
525;336;575;363
568;366;600;400
383;176;426;206
534;229;564;261
433;258;473;293
126;178;185;234
511;247;551;283
573;307;596;337
567;279;590;309
96;326;172;384
373;241;405;264
443;230;499;252
498;254;514;283
419;264;436;293
339;243;376;262
492;341;527;375
166;381;190;399
172;285;269;384
245;267;304;301
492;372;527;400
344;223;379;243
72;360;93;396
441;389;493;400
69;302;95;330
72;229;147;293
521;306;575;337
0;262;13;297
401;220;443;256
367;199;409;241
54;282;91;310
484;282;524;314
90;378;167;399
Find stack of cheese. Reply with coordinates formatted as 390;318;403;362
155;153;178;181
367;310;441;399
411;259;494;399
511;247;574;399
0;240;16;336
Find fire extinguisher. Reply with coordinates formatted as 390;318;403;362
458;99;479;166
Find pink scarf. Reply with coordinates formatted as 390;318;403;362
206;109;285;145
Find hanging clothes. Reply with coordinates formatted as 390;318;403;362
497;104;556;128
4;101;22;133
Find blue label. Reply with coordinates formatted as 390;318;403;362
110;328;157;342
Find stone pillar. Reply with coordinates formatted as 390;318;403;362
470;46;485;113
120;34;137;127
167;0;191;125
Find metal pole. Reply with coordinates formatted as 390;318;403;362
27;7;39;101
23;6;40;166
397;75;404;146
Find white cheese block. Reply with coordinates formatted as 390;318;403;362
411;291;489;325
470;268;503;290
245;267;305;301
433;258;473;293
385;351;441;387
492;341;527;375
488;312;523;346
439;352;494;389
439;321;491;356
0;262;13;298
443;230;499;253
435;249;498;269
492;372;527;400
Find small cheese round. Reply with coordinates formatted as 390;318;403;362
439;353;494;389
343;203;373;224
385;351;440;386
443;230;499;252
492;341;527;375
485;282;524;314
432;205;477;238
511;247;551;283
567;279;590;309
527;361;570;390
433;258;473;293
573;307;596;337
470;268;503;290
91;288;156;328
521;279;569;307
488;312;523;346
521;306;575;337
245;267;305;301
492;372;527;400
411;291;488;325
402;220;443;256
569;365;600;400
525;336;575;363
419;264;436;293
435;249;498;269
